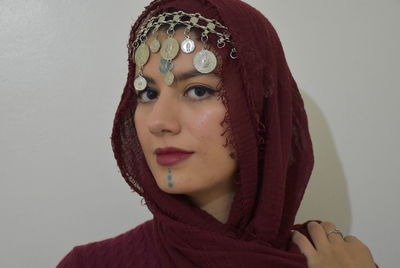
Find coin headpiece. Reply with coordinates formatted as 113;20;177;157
131;10;237;91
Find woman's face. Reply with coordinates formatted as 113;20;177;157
134;29;238;202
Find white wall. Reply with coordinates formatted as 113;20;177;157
0;0;398;267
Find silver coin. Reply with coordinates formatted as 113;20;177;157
134;76;147;91
150;39;161;53
193;49;217;74
181;38;196;54
160;37;179;60
134;43;150;67
164;71;175;86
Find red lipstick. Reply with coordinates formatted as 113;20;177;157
154;147;194;166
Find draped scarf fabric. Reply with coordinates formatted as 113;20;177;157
111;0;314;266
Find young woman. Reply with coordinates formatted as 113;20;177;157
58;0;377;267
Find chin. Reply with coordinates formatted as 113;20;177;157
156;181;182;194
156;180;199;195
160;186;180;194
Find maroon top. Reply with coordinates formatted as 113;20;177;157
57;220;315;267
57;220;162;268
57;0;373;267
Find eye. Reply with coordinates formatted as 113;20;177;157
185;85;216;100
136;87;158;103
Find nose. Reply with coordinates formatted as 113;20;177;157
147;91;181;136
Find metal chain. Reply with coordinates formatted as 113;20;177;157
133;11;235;51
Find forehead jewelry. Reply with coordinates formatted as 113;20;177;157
131;10;238;91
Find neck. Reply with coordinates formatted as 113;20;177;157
188;188;235;224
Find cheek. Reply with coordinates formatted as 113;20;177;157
189;108;226;142
134;109;147;146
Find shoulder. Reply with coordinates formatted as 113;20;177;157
57;219;159;268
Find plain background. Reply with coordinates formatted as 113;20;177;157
1;0;399;267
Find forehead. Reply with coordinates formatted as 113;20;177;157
134;28;222;83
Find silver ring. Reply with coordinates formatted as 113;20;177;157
326;228;344;238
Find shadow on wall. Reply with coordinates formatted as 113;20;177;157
295;89;352;235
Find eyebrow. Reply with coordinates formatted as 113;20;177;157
142;70;217;85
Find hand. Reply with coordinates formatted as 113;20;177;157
291;221;376;268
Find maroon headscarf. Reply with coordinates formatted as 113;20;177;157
111;0;314;266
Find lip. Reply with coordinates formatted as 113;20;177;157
154;147;194;166
156;153;193;166
154;147;193;154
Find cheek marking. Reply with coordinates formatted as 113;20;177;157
167;168;174;188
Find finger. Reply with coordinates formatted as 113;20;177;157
320;221;344;244
343;235;360;243
291;230;317;259
343;235;373;256
307;221;330;250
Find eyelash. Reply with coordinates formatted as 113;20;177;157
135;85;216;103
